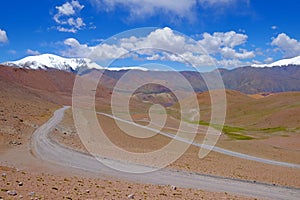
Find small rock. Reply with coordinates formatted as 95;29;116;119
29;191;35;196
1;172;6;178
18;181;23;186
7;190;17;196
19;194;23;198
9;140;22;145
85;189;90;193
171;185;177;190
128;194;134;199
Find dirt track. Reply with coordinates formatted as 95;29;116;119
31;106;300;200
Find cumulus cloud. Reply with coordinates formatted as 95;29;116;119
90;0;196;20
53;0;86;33
271;33;300;57
62;38;91;57
62;27;254;68
26;49;41;55
198;31;254;60
0;29;8;43
271;25;278;30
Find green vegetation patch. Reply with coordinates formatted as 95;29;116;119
225;132;254;140
199;121;254;140
259;127;287;133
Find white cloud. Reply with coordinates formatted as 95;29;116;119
57;27;77;33
26;49;41;55
198;31;254;60
90;0;197;20
0;29;8;43
251;60;261;65
67;17;85;29
221;47;255;59
198;0;236;6
61;27;254;68
198;0;250;10
217;59;251;68
90;0;249;21
63;38;91;57
264;57;273;63
271;25;278;30
53;0;86;33
271;33;300;57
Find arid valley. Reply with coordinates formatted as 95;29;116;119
0;61;300;199
1;1;300;199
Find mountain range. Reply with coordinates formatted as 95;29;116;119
1;54;300;95
3;54;148;72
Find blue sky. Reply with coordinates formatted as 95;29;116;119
0;0;299;70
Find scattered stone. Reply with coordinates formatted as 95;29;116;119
32;124;38;128
29;191;35;196
7;190;17;196
85;189;90;193
52;187;58;191
1;172;6;178
128;193;135;199
18;181;23;186
19;194;23;198
9;140;22;145
171;185;177;190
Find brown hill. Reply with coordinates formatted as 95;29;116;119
174;90;300;130
0;65;114;106
1;64;300;130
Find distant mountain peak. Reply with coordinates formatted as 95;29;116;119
3;54;104;72
2;54;149;72
252;55;300;68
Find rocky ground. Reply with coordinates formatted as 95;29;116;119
0;166;257;200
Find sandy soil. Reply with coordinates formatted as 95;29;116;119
0;79;59;153
0;165;259;200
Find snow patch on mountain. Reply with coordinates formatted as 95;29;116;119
3;54;104;72
108;66;148;71
3;54;150;72
252;56;300;67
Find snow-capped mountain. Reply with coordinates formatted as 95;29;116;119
3;54;104;72
252;55;300;67
3;54;149;72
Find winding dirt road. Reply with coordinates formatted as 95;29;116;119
98;112;300;169
31;106;300;200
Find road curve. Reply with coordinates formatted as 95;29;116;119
98;112;300;169
31;107;300;200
